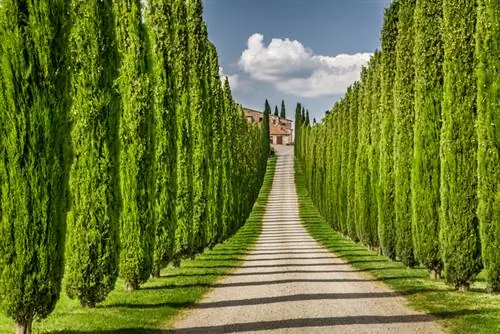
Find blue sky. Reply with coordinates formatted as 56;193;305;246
203;0;391;121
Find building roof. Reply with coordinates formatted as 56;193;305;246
243;107;294;123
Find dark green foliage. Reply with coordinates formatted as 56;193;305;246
476;0;500;292
412;0;443;278
274;105;279;117
393;0;416;267
263;100;271;154
114;0;155;291
378;1;399;260
280;100;286;119
0;0;71;330
440;0;481;290
147;0;177;276
65;0;120;306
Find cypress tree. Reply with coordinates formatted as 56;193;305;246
64;0;121;306
411;0;443;279
274;105;279;117
440;0;481;291
173;0;193;259
148;0;177;277
114;0;155;291
280;100;286;119
476;0;500;292
221;78;234;239
263;100;271;154
393;0;416;267
356;66;376;247
378;1;399;260
207;42;224;245
347;83;360;242
0;0;71;331
188;0;209;255
339;98;350;235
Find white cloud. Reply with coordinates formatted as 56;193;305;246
238;33;372;98
219;66;241;91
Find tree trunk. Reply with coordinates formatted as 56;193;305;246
457;283;470;292
151;268;161;278
16;319;32;334
125;280;138;292
429;269;440;280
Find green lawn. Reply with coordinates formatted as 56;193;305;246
0;158;276;334
294;161;500;334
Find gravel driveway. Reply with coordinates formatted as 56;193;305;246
172;146;442;333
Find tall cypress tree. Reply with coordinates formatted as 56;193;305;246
393;0;416;267
0;0;71;331
274;105;279;117
263;100;271;154
173;0;193;259
207;42;224;245
188;0;209;255
356;66;376;247
280;100;286;119
412;0;443;279
114;0;155;291
369;51;382;249
440;0;481;290
65;0;121;306
347;83;360;242
148;0;177;277
476;0;500;292
378;1;399;260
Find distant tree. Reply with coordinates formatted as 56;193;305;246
65;0;121;306
440;0;481;291
274;105;279;117
0;0;71;331
263;100;272;151
305;110;310;125
114;0;155;291
280;100;287;119
476;0;500;292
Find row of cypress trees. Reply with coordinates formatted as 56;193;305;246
295;0;499;293
0;0;269;332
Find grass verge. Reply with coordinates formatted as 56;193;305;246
0;157;276;334
294;161;500;334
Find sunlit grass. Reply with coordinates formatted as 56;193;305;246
294;160;500;334
0;158;276;334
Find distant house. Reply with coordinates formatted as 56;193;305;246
243;107;293;145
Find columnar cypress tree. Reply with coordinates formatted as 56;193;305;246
347;84;360;242
114;0;155;291
369;51;382;250
378;1;399;260
188;0;209;254
294;103;302;155
148;0;177;277
263;100;271;153
207;42;224;245
393;0;416;267
476;0;500;292
274;105;279;117
440;0;481;290
0;0;71;331
221;78;234;239
339;98;350;235
65;0;121;306
173;0;193;259
280;100;287;119
356;66;376;247
411;0;443;279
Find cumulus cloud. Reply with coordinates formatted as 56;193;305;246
238;33;372;98
219;66;241;91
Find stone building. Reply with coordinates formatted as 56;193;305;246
243;107;293;145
